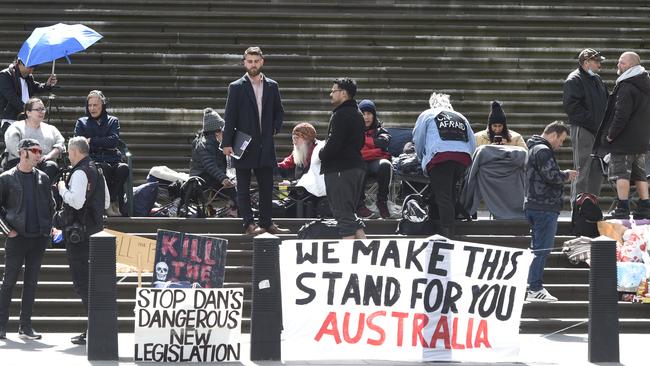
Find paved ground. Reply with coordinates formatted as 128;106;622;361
0;332;645;365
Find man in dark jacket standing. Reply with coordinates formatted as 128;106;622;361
596;51;650;219
525;122;577;302
75;90;129;216
319;78;366;239
0;139;55;340
563;49;608;205
0;58;57;133
223;47;288;235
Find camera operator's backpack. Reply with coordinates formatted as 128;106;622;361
396;194;436;235
571;193;603;237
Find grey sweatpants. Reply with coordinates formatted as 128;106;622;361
570;125;604;204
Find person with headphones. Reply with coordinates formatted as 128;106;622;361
74;90;129;216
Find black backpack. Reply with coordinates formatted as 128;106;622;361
297;219;341;239
396;194;437;235
571;193;603;237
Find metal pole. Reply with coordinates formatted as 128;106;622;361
87;231;119;360
250;232;282;361
588;238;619;363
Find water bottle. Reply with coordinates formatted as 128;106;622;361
52;229;63;244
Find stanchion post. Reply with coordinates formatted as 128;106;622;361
588;237;619;363
250;233;282;361
87;231;119;360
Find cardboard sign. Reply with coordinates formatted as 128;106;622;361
134;288;243;362
280;237;533;362
153;230;227;288
106;229;157;272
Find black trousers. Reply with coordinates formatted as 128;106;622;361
428;161;466;232
236;167;274;229
0;236;48;327
325;168;366;237
97;162;129;204
65;240;89;311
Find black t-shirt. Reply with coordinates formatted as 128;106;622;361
20;170;40;237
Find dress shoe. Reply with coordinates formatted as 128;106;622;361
0;325;6;339
265;224;290;235
71;331;86;345
18;324;42;340
244;224;260;236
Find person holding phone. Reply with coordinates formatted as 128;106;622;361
474;101;527;149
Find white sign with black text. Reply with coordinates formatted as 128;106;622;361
134;288;243;362
280;237;533;362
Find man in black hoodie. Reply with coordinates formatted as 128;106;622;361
563;49;608;205
595;52;650;219
319;78;366;239
74;90;129;216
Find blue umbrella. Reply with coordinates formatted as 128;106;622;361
17;23;102;73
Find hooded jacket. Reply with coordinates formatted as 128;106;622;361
361;118;391;161
524;135;568;213
0;63;52;120
563;67;608;134
75;101;122;163
189;132;228;183
595;68;650;154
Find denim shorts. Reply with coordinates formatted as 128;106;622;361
608;153;646;181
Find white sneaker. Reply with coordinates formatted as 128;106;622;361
526;288;558;302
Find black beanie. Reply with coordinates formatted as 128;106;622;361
488;100;506;125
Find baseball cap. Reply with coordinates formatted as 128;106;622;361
579;48;605;63
18;138;41;150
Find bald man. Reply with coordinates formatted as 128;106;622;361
596;51;650;219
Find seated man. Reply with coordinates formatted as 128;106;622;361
277;122;326;216
357;99;392;219
189;108;237;217
4;97;65;180
74;90;129;216
474;101;527;149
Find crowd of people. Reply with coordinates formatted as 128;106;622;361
1;45;650;341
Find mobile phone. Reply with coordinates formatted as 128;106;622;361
494;135;503;143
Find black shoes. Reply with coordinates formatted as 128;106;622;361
0;325;6;339
605;207;630;219
18;324;42;340
71;331;86;345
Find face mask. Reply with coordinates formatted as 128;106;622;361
587;68;595;76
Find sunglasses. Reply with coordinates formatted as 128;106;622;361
30;108;47;112
24;148;42;154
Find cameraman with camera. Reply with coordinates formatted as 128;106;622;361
55;137;109;345
0;139;55;340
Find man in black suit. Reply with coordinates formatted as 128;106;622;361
223;47;289;235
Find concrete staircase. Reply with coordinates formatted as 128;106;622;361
1;0;649;336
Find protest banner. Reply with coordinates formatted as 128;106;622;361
280;237;533;362
134;288;243;362
153;230;227;288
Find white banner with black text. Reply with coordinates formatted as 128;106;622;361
280;237;533;362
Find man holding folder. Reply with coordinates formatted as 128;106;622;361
223;46;289;235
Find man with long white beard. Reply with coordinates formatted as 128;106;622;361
277;123;326;214
278;123;318;179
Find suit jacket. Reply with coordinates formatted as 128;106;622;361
223;74;284;169
0;63;51;120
